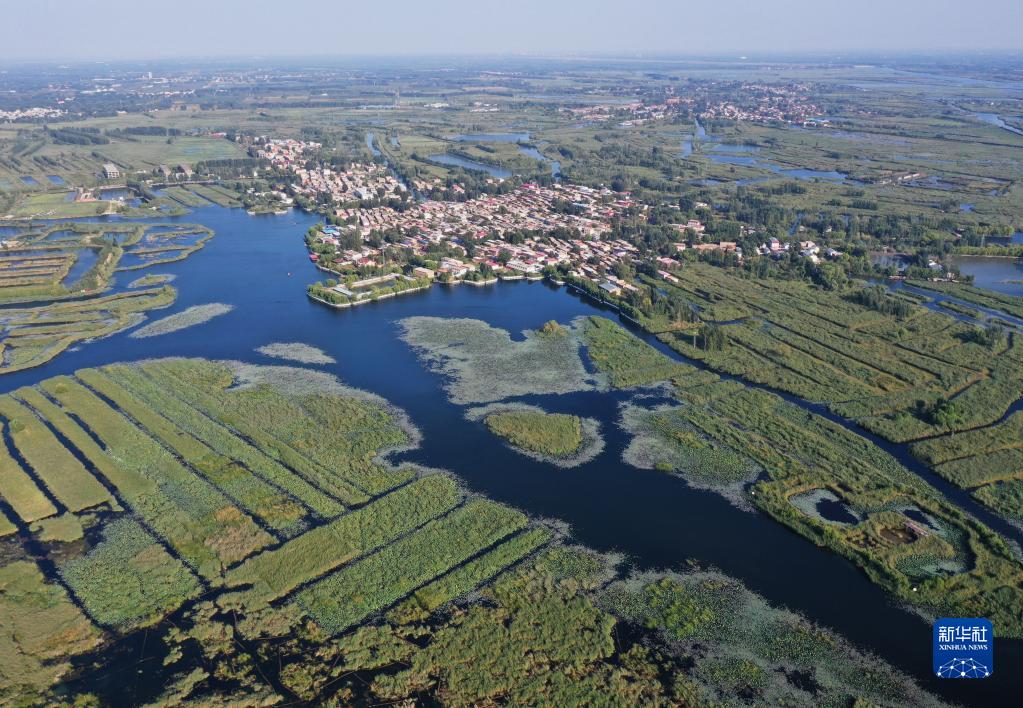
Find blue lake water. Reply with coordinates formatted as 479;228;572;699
61;248;100;287
517;144;561;177
0;202;1019;704
708;143;760;154
706;153;849;181
47;175;66;185
950;255;1023;297
98;188;133;201
881;278;1023;332
19;176;39;186
690;120;848;182
426;153;512;179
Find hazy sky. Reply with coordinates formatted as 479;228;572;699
2;0;1021;61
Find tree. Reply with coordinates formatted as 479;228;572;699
697;324;728;351
929;398;965;433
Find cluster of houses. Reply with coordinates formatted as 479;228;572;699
253;137;315;171
0;107;66;122
696;83;822;124
293;162;405;203
255;137;406;203
310;181;650;288
333;182;637;242
563;82;822;127
314;215;657;293
754;237;842;264
256;130;850;302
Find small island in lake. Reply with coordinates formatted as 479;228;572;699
486;410;583;458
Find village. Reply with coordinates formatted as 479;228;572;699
564;81;824;127
253;134;842;306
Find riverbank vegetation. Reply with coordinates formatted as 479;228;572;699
581;314;692;388
0;286;174;374
468;402;605;468
589;262;1023;522
620;401;761;509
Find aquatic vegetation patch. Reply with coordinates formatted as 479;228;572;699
485;409;582;457
0;395;113;513
98;363;346;517
398;316;599;404
293;499;528;635
130;302;234;338
224;475;462;608
601;570;944;707
0;222;208;375
255;341;336;365
581;315;694;388
0;561;101;699
60;517;201;629
127;273;175;288
468;401;604;467
619;401;761;509
974;479;1023;525
0;286;175;375
388;526;553;624
30;513;85;543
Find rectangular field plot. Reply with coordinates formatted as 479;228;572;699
60;517;201;629
140;360;411;501
16;383;271;576
100;364;346;518
0;432;57;523
0;560;101;693
392;526;552;620
185;184;242;207
225;475;461;607
0;396;112;513
75;368;310;536
294;499;527;634
161;186;211;207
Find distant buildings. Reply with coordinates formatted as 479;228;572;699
102;163;120;180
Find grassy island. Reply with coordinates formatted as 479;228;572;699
485;410;584;458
